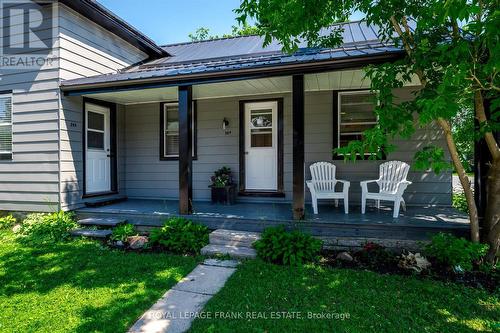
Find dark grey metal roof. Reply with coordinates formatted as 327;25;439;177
61;21;402;89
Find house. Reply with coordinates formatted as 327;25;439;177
0;0;469;242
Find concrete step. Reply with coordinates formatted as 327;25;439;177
84;195;127;208
209;229;261;247
77;217;126;227
201;244;257;259
70;228;112;239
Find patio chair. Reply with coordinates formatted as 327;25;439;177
360;160;412;218
306;162;350;214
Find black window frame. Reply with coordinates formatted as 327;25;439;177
159;100;197;161
332;89;386;160
0;90;13;161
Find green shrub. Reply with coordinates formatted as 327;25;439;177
19;211;77;242
0;214;16;230
452;192;469;213
253;226;322;266
424;233;489;271
111;223;137;242
149;217;209;254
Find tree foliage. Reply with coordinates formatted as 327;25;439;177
188;23;260;42
237;0;500;262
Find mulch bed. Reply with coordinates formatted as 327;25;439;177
320;249;499;293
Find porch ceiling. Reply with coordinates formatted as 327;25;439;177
81;69;420;105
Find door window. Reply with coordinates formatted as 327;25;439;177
87;111;105;150
250;109;273;148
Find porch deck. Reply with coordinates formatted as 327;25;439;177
76;199;470;242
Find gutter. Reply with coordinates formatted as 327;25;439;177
61;52;405;96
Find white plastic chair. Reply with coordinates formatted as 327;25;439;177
360;161;412;218
306;162;350;214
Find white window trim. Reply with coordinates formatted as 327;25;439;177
337;90;379;156
0;92;13;159
162;102;196;158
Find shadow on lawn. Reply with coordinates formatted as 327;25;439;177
191;262;500;333
0;236;197;332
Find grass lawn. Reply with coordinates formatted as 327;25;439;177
0;231;199;333
189;260;500;333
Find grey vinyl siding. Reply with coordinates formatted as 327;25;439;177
123;87;451;206
58;4;148;210
0;4;60;212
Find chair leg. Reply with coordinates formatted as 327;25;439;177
401;199;407;212
334;199;339;208
361;194;366;214
312;196;318;214
393;199;401;218
343;197;349;214
376;200;380;210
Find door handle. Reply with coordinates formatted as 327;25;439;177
244;151;249;155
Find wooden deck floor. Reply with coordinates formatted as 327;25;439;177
76;199;470;241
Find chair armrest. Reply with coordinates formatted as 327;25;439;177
337;180;350;192
395;180;412;195
306;180;315;192
360;179;379;192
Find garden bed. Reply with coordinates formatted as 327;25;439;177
320;248;499;293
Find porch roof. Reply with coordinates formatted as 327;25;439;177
60;21;404;93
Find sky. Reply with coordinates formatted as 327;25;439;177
98;0;249;45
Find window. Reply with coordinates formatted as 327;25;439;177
334;90;381;158
160;102;196;159
0;93;12;160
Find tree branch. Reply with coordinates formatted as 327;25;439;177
475;90;500;161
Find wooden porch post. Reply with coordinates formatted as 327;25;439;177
292;75;305;220
178;85;193;214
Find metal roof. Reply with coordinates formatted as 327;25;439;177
61;21;403;90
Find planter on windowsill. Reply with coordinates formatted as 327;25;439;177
210;184;237;205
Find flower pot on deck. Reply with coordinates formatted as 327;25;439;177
210;184;237;205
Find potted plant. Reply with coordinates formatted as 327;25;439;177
209;166;237;205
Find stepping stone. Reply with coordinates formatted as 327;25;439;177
70;229;112;239
209;229;261;247
77;217;126;227
202;258;240;268
201;244;257;259
173;264;236;295
128;289;211;333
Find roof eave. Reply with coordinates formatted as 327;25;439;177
61;52;405;96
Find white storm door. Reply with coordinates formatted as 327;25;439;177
244;101;278;191
85;103;111;194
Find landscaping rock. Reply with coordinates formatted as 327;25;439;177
128;235;148;249
336;251;353;262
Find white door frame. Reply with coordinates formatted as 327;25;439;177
242;100;282;193
84;101;113;195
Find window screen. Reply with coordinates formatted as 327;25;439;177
162;102;196;158
0;93;13;159
337;91;377;153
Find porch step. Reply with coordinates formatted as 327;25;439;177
77;217;126;227
201;244;257;259
84;195;127;208
70;228;112;239
209;229;260;247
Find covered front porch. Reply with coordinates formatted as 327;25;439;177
75;198;470;243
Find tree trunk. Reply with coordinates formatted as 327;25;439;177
437;118;481;242
485;158;500;262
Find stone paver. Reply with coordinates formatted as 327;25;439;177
173;264;236;295
128;261;238;333
201;244;257;259
128;290;211;333
202;258;240;268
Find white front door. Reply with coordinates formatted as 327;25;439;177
244;101;278;191
85;102;111;194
